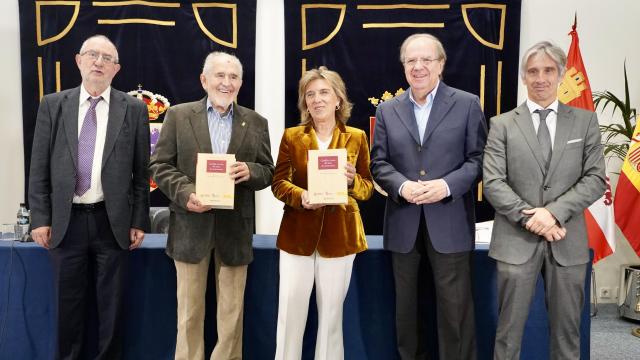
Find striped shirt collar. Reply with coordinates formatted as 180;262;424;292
206;99;234;119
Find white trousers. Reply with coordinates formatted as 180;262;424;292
274;250;356;360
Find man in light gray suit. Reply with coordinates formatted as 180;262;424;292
29;35;150;358
371;33;487;360
483;41;606;359
150;52;273;360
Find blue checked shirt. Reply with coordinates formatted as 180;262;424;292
409;81;439;143
398;82;450;197
207;100;233;154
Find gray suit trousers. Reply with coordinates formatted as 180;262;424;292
494;240;587;360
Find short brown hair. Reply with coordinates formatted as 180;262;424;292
298;66;353;125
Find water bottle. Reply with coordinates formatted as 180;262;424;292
17;203;29;225
15;203;30;240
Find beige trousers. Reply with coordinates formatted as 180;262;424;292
174;252;247;360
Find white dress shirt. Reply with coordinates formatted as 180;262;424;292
73;86;111;204
316;135;331;151
526;98;558;148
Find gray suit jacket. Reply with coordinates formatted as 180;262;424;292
370;83;487;254
28;86;151;249
483;102;606;266
150;98;274;266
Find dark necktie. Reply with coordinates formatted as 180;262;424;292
75;97;101;196
535;109;553;170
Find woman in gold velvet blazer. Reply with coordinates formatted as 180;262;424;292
272;66;373;360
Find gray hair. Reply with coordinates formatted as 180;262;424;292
202;52;243;79
399;33;447;65
520;41;567;79
79;35;119;64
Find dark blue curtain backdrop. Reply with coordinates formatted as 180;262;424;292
19;0;256;207
285;0;522;234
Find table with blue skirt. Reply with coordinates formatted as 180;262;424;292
0;234;590;359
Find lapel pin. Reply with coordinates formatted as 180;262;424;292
242;122;246;127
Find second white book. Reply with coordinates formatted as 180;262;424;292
307;148;348;205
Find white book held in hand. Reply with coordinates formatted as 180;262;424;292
196;153;236;209
307;148;348;205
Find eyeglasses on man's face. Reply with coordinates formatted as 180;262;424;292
403;57;441;68
80;50;118;65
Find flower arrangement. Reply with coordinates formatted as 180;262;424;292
368;88;405;107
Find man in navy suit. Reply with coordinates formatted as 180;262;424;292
371;33;487;360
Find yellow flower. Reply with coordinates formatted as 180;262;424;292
381;91;393;101
368;97;380;106
395;88;405;96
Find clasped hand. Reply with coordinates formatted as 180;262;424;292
522;208;567;242
400;179;447;204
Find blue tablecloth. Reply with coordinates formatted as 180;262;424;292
0;235;590;359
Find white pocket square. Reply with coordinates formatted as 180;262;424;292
567;138;583;144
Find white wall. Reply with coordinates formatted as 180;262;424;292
0;0;24;225
1;0;638;302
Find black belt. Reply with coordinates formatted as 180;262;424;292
72;201;105;211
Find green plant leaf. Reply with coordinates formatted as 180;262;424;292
593;64;635;167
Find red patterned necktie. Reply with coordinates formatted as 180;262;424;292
75;97;101;196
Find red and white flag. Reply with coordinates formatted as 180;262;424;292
558;16;615;263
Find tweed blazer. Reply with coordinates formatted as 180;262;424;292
272;123;373;257
150;98;274;265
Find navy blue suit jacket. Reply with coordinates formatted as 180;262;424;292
370;82;487;253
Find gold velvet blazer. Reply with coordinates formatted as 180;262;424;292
271;123;374;258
